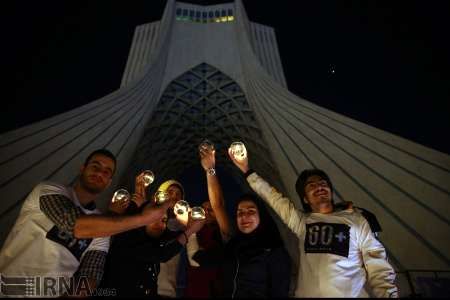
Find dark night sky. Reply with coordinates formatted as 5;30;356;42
3;0;450;157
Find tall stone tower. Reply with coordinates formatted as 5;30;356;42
1;0;449;295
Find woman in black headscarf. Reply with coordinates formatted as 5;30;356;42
221;194;291;298
194;147;291;298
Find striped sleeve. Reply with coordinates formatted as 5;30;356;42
39;194;82;235
75;250;108;284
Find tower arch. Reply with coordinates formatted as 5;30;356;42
119;62;285;196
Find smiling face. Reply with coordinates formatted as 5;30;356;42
79;154;115;194
304;175;333;214
236;200;260;234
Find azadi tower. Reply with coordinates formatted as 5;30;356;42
1;1;449;296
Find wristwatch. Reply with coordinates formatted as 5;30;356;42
207;167;216;176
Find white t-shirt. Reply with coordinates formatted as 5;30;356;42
296;210;384;297
0;182;109;294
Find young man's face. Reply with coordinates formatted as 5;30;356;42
79;154;115;194
304;175;333;214
167;185;183;202
236;200;260;234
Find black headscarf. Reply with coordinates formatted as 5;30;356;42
227;194;284;252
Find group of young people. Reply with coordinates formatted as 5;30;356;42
0;145;398;297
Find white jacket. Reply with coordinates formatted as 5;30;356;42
247;172;398;298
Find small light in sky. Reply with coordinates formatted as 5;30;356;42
330;65;336;74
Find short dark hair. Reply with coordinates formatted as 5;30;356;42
295;169;333;212
84;149;117;174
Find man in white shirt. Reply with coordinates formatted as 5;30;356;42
0;149;174;297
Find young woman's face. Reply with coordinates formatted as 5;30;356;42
236;200;260;234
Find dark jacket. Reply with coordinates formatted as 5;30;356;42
100;202;183;297
221;196;291;298
221;231;291;298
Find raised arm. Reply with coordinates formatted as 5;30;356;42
227;148;304;236
131;171;147;208
40;188;176;239
199;147;232;241
73;198;176;238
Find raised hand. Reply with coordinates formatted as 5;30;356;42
228;147;249;174
133;172;147;206
199;147;215;171
108;198;130;215
141;197;175;224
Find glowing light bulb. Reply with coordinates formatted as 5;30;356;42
174;200;190;216
112;189;131;204
155;191;169;205
230;141;247;161
191;206;206;220
143;170;155;187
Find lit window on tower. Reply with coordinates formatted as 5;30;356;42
214;10;220;22
175;7;234;23
221;10;227;22
228;9;234;21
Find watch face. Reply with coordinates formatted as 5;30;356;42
208;168;216;175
